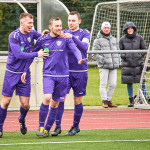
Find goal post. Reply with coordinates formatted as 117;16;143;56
134;44;150;109
89;0;150;109
89;0;150;51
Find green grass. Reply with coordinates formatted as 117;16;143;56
0;129;150;150
83;66;139;106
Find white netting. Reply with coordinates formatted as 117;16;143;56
89;0;150;51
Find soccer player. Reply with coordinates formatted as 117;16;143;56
22;17;87;138
0;13;48;138
51;11;91;136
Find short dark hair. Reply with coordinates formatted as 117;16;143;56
69;11;81;20
19;13;33;20
49;17;61;25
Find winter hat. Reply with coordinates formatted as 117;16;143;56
101;21;111;30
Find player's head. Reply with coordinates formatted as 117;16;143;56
48;17;62;37
19;13;34;34
101;21;111;34
68;11;81;32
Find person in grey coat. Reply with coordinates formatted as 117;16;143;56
119;22;147;107
92;21;120;108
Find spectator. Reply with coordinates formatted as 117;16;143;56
119;22;147;107
92;21;120;108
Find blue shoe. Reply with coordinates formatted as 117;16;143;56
0;129;3;138
65;126;80;136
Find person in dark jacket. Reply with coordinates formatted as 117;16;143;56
119;22;147;107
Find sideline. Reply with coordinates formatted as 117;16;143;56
0;139;150;146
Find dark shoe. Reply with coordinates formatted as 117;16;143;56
0;129;3;138
128;103;134;107
128;97;134;107
107;101;118;107
65;126;80;136
51;126;61;136
18;118;27;135
145;96;150;104
102;100;108;108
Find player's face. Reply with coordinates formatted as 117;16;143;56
102;27;110;34
49;20;62;37
127;27;134;34
20;17;33;34
68;14;81;32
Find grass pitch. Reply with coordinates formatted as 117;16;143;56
0;129;150;150
83;66;139;106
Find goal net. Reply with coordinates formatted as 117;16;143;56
89;0;150;50
89;0;150;109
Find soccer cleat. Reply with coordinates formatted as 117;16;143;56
36;127;44;137
18;118;27;135
42;130;49;138
51;126;61;136
65;126;80;136
0;129;3;138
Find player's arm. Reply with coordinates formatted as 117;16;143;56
23;38;49;71
33;30;41;40
72;33;90;51
9;36;38;59
67;38;87;64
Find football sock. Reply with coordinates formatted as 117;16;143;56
19;106;29;122
39;103;49;127
0;105;7;131
45;107;58;132
56;101;64;128
73;103;83;128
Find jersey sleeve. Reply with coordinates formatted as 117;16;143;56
23;38;43;72
72;29;91;51
67;38;82;62
32;37;43;52
32;30;41;40
9;33;38;59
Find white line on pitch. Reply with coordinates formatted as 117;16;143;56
0;139;150;146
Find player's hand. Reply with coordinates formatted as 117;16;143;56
38;49;49;59
21;72;27;84
59;33;72;38
42;30;49;36
78;58;88;64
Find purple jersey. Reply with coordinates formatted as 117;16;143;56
6;28;41;72
64;28;91;72
31;34;82;77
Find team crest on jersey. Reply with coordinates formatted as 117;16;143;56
27;37;31;42
56;41;62;46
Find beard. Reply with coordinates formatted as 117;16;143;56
52;29;61;37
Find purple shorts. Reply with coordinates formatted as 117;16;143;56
2;70;31;97
67;72;88;97
43;76;69;101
